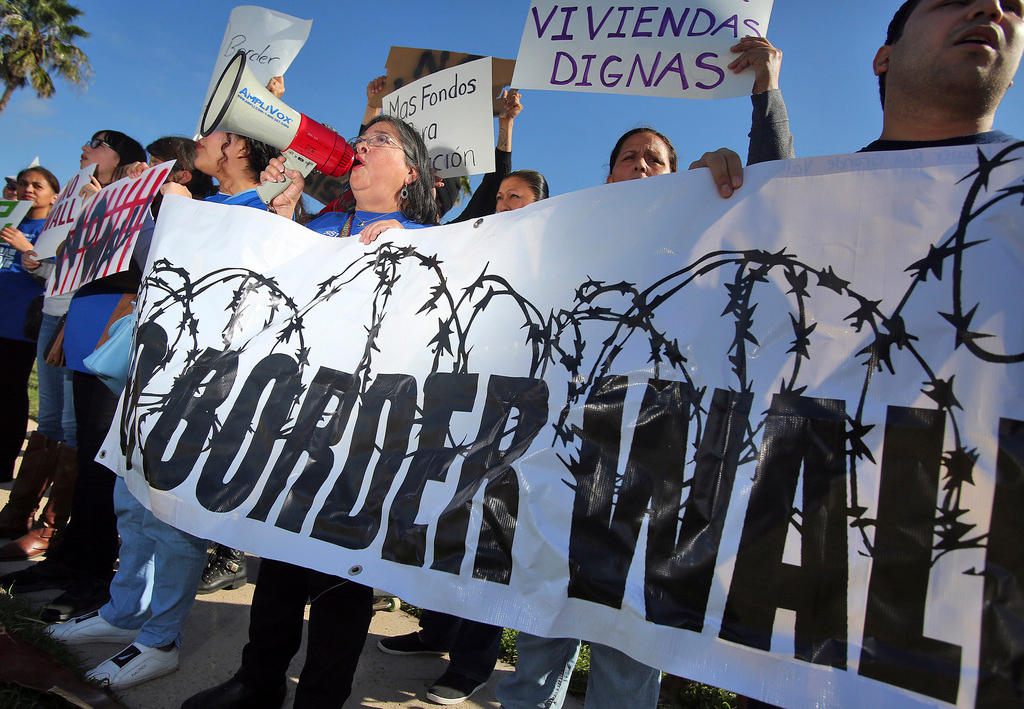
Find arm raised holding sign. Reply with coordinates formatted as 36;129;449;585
445;88;524;223
688;37;793;197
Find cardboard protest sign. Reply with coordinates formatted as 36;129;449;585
32;164;96;259
512;0;775;98
104;143;1024;709
48;161;174;296
196;5;312;134
386;46;516;116
0;200;32;231
383;57;495;179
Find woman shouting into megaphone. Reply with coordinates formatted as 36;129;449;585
180;114;437;709
260;115;437;242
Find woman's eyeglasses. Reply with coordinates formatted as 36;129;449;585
350;133;402;150
88;137;113;150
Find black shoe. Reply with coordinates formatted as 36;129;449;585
426;670;487;705
181;677;286;709
40;582;109;623
0;559;73;593
377;631;446;656
197;547;247;594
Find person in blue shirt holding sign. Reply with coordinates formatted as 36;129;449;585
0;166;59;484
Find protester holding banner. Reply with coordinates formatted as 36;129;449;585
497;45;794;701
377;162;551;705
40;134;283;689
0;130;149;612
182;115;437;709
0;166;59;487
0;132;148;562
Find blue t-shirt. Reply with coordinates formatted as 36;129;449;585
204;188;266;209
305;210;429;238
0;217;46;341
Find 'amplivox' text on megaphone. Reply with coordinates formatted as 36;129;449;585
200;50;354;204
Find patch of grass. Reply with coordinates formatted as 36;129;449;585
0;590;91;708
28;361;38;422
401;608;734;707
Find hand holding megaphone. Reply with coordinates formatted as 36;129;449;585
259;155;306;219
200;50;354;204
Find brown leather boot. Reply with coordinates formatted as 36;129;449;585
0;442;77;561
0;431;55;538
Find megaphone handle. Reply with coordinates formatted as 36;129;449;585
257;149;317;205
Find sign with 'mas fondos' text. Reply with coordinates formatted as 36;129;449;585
47;161;174;296
195;5;312;134
512;0;775;98
32;164;96;260
386;46;517;117
383;57;496;179
103;143;1023;709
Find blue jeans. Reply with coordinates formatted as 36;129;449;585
99;477;208;647
35;313;76;447
497;633;661;709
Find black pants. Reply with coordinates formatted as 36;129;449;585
0;337;37;481
48;371;119;584
420;610;502;683
237;559;373;708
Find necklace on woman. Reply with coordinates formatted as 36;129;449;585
355;211;400;228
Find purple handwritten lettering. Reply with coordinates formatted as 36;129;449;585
633;6;657;37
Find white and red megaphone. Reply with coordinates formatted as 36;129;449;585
200;50;354;203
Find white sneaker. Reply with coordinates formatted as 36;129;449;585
46;611;139;646
87;642;179;689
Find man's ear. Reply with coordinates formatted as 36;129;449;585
605;175;613;184
170;169;192;186
873;46;891;77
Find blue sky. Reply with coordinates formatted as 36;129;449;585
3;1;1022;201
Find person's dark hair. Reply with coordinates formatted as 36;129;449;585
879;0;925;106
363;115;438;225
212;132;276;183
93;130;146;167
505;169;549;202
147;136;216;200
17;166;60;195
608;127;678;174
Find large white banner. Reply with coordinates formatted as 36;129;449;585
196;6;312;133
512;1;775;98
102;144;1024;709
383;57;496;178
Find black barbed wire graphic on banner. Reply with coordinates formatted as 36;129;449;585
130;142;1023;567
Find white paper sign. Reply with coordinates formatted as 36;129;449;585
196;5;312;133
103;143;1024;709
33;164;96;260
383;57;496;178
0;200;32;231
512;0;775;98
0;200;32;269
